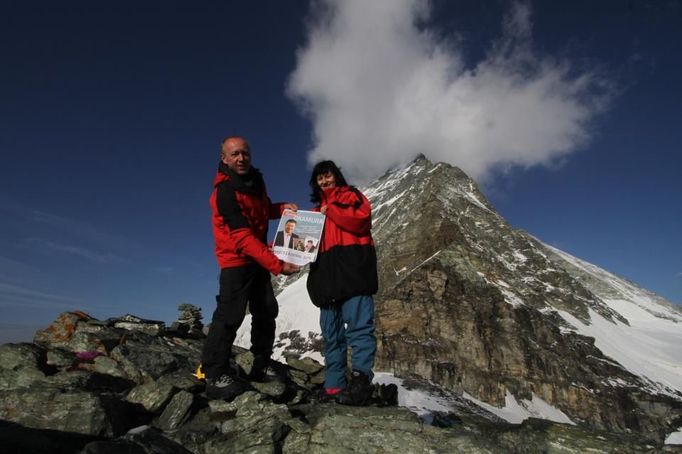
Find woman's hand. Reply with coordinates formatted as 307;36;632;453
320;205;328;215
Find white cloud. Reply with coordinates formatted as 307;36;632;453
287;0;613;183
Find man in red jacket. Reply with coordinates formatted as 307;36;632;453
202;136;300;400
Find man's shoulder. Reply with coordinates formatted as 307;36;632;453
213;170;232;188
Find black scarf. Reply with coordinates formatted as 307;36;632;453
218;162;265;196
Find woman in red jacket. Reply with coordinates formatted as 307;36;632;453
307;160;378;406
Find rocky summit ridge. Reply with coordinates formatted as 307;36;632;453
0;309;676;453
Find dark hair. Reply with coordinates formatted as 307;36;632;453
285;219;297;224
309;160;349;204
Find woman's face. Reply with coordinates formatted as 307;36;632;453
316;171;337;190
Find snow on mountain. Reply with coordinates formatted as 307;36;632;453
374;372;576;426
543;242;682;322
235;275;323;363
541;244;682;397
461;391;575;425
667;429;682;445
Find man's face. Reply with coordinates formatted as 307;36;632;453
316;171;336;190
284;221;296;234
222;138;252;175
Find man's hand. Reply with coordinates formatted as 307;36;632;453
282;203;298;212
320;205;328;215
280;262;301;275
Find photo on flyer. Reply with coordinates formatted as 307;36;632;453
271;209;325;266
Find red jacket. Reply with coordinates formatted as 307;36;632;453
210;165;284;274
307;186;378;306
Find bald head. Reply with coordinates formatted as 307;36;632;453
221;136;252;175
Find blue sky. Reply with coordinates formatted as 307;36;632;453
1;0;681;343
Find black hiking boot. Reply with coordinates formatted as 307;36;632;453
375;383;399;407
335;370;373;406
248;355;281;383
205;373;251;401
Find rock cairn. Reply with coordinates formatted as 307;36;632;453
170;303;204;338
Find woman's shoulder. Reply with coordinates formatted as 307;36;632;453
333;185;363;197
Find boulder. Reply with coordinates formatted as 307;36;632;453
82;425;192;454
110;342;181;383
34;311;122;354
46;348;76;368
0;388;112;436
286;356;325;374
126;381;176;413
207;391;293;452
0;342;44;370
155;390;194;431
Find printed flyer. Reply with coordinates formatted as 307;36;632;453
272;209;325;266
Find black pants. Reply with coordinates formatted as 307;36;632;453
201;264;279;379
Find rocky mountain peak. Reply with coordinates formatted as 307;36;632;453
361;156;682;441
368;156;621;321
269;155;681;444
